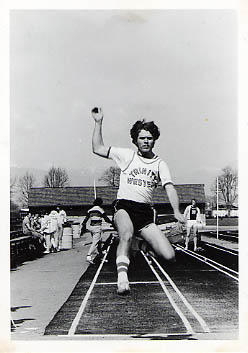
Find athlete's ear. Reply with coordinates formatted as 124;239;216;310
132;138;138;147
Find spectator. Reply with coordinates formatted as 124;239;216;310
40;213;51;253
22;212;43;241
49;210;60;252
183;199;202;251
56;206;67;251
40;211;59;253
22;213;33;236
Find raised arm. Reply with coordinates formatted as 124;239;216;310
91;107;110;158
164;183;185;224
81;213;90;229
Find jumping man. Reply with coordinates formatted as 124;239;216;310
91;107;185;295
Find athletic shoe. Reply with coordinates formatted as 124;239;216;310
86;256;95;264
117;280;130;295
43;250;50;254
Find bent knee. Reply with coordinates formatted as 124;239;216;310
166;250;176;263
157;247;175;263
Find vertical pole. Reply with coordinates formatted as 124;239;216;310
216;176;219;239
94;178;97;199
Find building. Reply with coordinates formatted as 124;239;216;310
28;184;206;217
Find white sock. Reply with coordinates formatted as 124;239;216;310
116;255;130;283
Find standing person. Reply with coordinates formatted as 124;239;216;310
49;210;60;252
40;211;59;253
40;212;51;253
81;197;113;264
91;107;185;295
56;206;67;251
183;199;202;251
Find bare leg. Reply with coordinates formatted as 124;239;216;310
58;226;63;250
44;233;51;253
140;223;175;262
87;232;101;257
114;209;134;295
193;224;198;251
53;230;59;251
185;226;191;250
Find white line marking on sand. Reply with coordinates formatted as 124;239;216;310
151;256;210;333
95;281;160;285
68;238;113;336
141;251;194;334
175;245;239;280
204;243;238;256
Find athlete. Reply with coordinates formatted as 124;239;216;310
91;107;185;295
183;199;202;251
81;197;113;264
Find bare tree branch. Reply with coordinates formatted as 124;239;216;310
211;166;238;215
17;172;36;208
43;166;70;187
99;166;121;187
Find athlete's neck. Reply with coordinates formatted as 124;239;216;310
137;150;155;159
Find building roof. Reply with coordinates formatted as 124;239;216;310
28;184;205;207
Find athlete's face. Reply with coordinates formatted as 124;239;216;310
136;129;155;154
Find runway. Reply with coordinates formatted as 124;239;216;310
43;233;238;340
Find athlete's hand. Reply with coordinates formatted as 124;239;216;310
174;210;186;224
91;107;103;122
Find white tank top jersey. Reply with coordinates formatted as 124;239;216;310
108;147;173;203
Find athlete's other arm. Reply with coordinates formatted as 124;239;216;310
164;183;185;224
183;205;189;219
81;214;90;233
91;107;110;158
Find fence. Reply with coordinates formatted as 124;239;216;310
10;231;45;268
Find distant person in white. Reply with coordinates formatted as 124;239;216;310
56;206;67;251
183;199;202;251
40;210;59;253
91;107;185;295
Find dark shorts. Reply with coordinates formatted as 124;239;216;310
113;199;154;233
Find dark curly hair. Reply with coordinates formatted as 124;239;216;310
130;119;160;144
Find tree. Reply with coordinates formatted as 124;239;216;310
18;172;36;208
10;176;17;201
211;166;238;216
99;166;121;187
43;166;69;187
10;176;19;212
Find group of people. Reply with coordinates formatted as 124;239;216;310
22;206;67;254
90;107;203;295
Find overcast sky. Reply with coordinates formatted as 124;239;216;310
10;9;238;193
